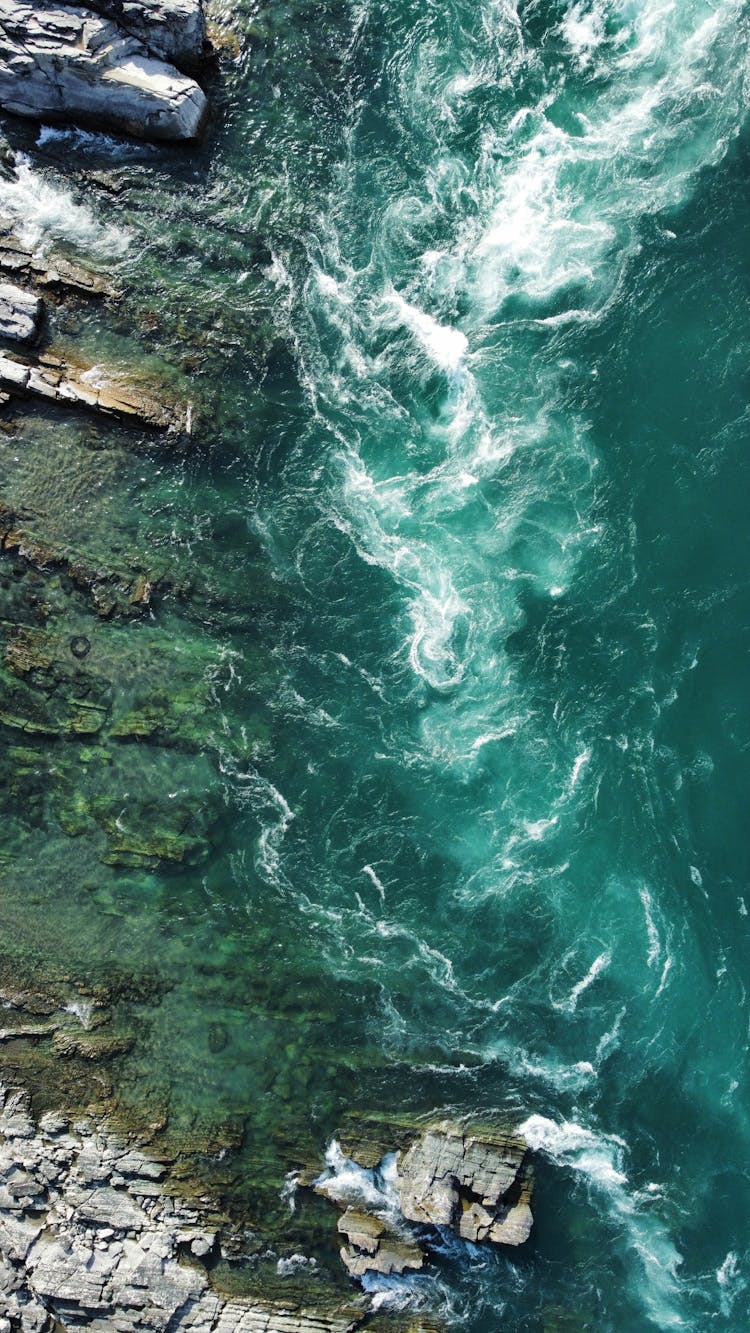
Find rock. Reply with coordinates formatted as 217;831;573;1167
396;1123;533;1245
85;0;206;69
0;281;42;343
0;3;208;143
315;1117;534;1285
0;352;182;429
337;1207;423;1278
0;1082;366;1333
0;222;113;297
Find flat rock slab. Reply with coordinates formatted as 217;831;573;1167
0;280;42;342
0;352;181;429
0;2;208;142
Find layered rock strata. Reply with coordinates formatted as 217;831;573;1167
336;1209;424;1280
0;351;184;429
0;1083;365;1333
0;2;208;142
0;221;114;298
315;1119;533;1283
397;1124;534;1246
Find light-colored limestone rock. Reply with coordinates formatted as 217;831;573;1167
0;352;183;428
396;1123;532;1243
0;1083;365;1333
337;1206;424;1278
315;1117;534;1284
0;2;208;142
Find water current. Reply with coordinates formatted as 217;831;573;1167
2;0;750;1328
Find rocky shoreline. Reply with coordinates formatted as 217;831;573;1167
0;3;537;1329
0;1080;532;1332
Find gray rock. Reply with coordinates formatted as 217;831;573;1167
0;2;208;142
337;1207;423;1278
395;1122;533;1245
84;0;206;69
0;1082;367;1333
0;282;42;343
316;1117;534;1285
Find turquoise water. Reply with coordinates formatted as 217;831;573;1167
3;0;750;1327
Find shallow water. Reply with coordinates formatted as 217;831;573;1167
2;0;750;1327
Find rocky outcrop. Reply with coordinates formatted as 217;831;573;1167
337;1209;424;1279
0;220;113;298
396;1124;534;1246
0;1083;365;1332
0;3;208;142
315;1118;534;1285
0;280;41;343
0;351;185;429
84;0;206;69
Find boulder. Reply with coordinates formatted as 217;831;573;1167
315;1117;534;1284
0;281;42;343
84;0;206;69
0;2;208;142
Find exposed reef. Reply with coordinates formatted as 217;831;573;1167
0;1083;366;1333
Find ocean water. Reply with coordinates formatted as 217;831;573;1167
2;0;750;1328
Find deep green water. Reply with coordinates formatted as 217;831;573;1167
2;0;750;1327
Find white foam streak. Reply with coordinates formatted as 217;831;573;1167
520;1114;685;1328
384;289;468;374
314;1141;400;1216
0;155;129;256
569;950;611;1010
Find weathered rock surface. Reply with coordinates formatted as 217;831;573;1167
396;1123;534;1246
0;1083;365;1332
0;220;113;298
337;1208;424;1279
0;280;42;343
0;2;208;142
316;1118;534;1284
0;351;182;429
85;0;206;69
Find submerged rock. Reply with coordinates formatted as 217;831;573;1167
0;281;42;344
0;221;114;298
0;2;208;143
